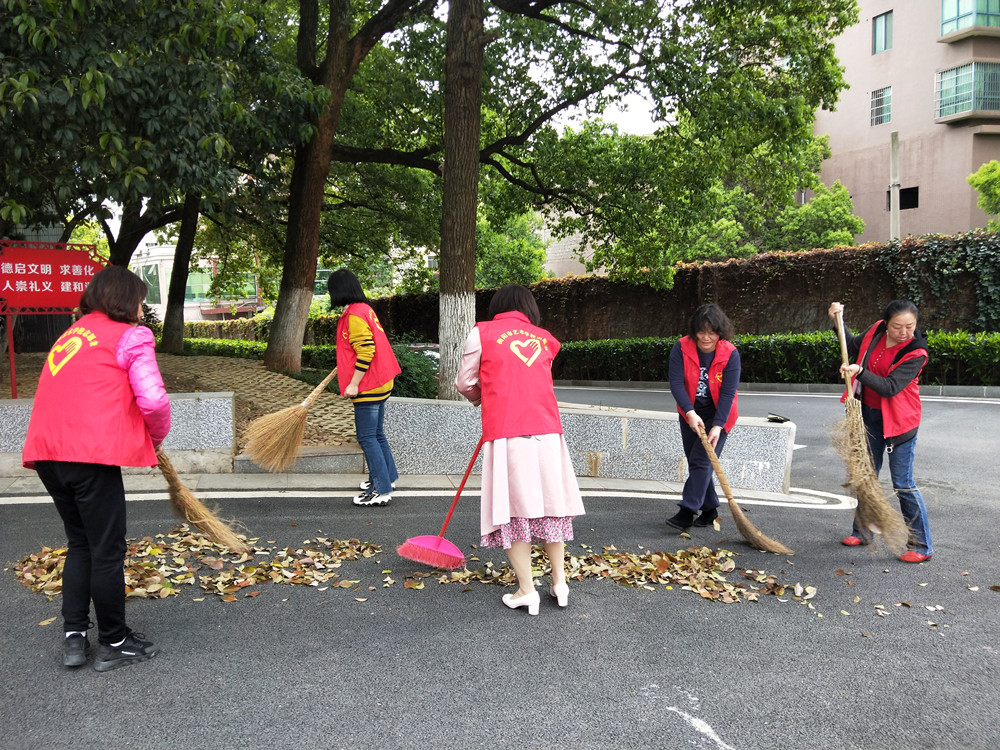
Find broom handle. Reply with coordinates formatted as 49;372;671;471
437;436;486;537
697;428;737;507
301;367;337;408
833;311;855;393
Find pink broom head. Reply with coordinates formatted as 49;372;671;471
397;535;465;569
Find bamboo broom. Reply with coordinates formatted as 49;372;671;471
156;448;249;554
242;367;337;473
697;428;794;556
832;311;909;554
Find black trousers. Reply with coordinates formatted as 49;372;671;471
678;420;729;513
35;461;128;645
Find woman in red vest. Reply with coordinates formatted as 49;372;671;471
456;285;585;615
22;265;170;671
328;269;402;507
666;304;741;531
829;300;933;563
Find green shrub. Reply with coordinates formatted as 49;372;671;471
554;331;1000;386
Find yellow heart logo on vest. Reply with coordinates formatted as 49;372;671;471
47;336;84;376
510;338;541;367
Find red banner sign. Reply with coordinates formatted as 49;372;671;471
0;240;106;313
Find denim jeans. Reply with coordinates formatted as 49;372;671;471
859;405;933;555
354;399;398;494
678;421;729;513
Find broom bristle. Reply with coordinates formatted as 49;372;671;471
397;536;465;569
832;399;909;554
697;431;794;555
157;451;250;554
242;405;308;473
727;497;795;556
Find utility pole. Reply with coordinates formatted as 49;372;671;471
889;131;900;240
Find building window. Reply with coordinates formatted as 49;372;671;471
134;264;161;304
942;0;1000;35
871;86;892;125
936;61;1000;116
873;11;893;53
887;187;920;210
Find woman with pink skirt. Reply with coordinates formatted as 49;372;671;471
455;284;585;615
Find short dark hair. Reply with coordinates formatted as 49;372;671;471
688;303;734;340
327;269;368;308
79;265;147;324
487;284;540;325
882;299;919;324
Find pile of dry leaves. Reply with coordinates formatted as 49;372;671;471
14;525;806;605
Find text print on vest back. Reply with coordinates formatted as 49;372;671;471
510;337;541;367
47;336;85;376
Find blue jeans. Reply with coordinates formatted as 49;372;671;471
354;400;398;494
858;405;933;555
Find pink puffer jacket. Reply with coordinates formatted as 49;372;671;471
117;325;171;444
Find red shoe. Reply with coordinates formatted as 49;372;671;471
841;535;865;546
900;551;932;563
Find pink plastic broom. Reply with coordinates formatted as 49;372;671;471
397;437;485;569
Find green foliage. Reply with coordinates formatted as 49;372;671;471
554;331;1000;387
878;233;1000;331
762;181;865;253
967;160;1000;229
475;211;548;288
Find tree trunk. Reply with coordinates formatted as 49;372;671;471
159;193;201;353
263;1;352;373
437;0;485;400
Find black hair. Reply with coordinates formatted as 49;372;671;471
688;303;734;340
882;299;920;324
487;284;540;326
327;269;368;308
79;265;147;324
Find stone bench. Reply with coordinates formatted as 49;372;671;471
385;397;795;493
1;392;235;478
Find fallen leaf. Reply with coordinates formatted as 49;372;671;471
38;617;56;626
355;597;368;602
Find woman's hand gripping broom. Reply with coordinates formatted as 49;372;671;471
242;368;337;473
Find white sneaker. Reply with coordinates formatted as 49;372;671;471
353;488;390;506
359;479;396;492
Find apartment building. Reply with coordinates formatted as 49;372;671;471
813;1;1000;243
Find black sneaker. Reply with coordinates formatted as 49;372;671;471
692;508;719;527
352;488;390;507
93;631;159;672
63;633;90;667
665;508;695;531
359;479;396;492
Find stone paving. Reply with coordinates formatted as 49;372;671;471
3;351;357;450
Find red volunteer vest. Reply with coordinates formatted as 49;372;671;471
22;312;158;469
677;336;739;432
844;321;926;439
336;303;401;393
477;311;563;441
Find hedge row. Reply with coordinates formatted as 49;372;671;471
173;330;1000;388
552;331;1000;386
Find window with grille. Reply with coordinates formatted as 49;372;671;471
871;86;892;126
873;11;893;53
936;61;1000;116
942;0;1000;35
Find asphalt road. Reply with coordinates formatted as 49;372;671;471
2;388;998;750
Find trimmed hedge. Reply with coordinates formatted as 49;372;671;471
171;331;1000;388
553;331;1000;387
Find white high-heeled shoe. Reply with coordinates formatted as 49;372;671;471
550;582;569;608
502;589;540;616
